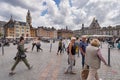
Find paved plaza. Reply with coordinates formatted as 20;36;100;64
0;41;120;80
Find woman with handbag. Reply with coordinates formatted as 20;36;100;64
9;37;32;76
85;39;107;80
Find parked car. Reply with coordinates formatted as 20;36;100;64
41;38;50;43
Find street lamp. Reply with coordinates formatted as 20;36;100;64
108;26;111;66
1;25;6;55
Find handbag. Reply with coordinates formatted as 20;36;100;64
18;52;26;59
81;69;89;79
81;65;89;80
20;53;26;58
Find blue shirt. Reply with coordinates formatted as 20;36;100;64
79;41;88;53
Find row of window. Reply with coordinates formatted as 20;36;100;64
16;30;30;32
83;30;120;35
15;26;30;29
15;34;30;37
15;23;26;26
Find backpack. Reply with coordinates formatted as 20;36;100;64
66;43;77;54
76;45;79;53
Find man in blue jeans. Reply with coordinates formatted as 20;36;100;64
79;36;88;68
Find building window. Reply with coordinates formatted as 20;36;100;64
118;30;119;35
16;33;19;37
22;30;24;32
16;30;19;32
22;27;24;29
26;27;29;29
47;32;49;37
15;26;19;28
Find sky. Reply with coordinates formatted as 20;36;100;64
0;0;120;30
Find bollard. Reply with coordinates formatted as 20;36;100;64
100;42;102;48
2;44;4;55
108;45;111;66
50;43;52;52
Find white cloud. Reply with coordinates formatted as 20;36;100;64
0;0;120;30
106;10;119;20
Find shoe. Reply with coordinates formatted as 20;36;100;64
9;72;16;76
28;66;33;70
64;71;69;74
70;72;76;75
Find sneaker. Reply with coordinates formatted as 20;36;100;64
64;71;69;74
70;72;76;75
9;72;16;76
28;66;33;70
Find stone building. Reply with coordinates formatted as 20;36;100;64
37;27;57;39
3;10;37;38
74;17;120;37
26;10;36;37
0;21;6;37
85;17;101;35
4;16;31;38
30;27;37;37
57;27;73;39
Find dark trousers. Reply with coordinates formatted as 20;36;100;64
57;46;62;54
81;54;85;68
36;45;43;52
32;43;36;51
11;58;30;71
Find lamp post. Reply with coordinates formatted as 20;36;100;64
108;27;111;66
108;44;111;66
1;31;5;55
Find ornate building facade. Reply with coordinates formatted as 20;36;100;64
2;10;37;38
4;16;31;38
26;10;32;27
26;10;36;37
74;17;120;37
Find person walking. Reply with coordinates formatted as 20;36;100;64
9;37;32;76
64;37;76;74
57;39;63;55
79;36;88;68
85;39;107;80
36;38;43;52
75;37;80;57
62;40;66;53
31;38;36;51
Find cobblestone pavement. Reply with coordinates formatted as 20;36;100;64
0;42;120;80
